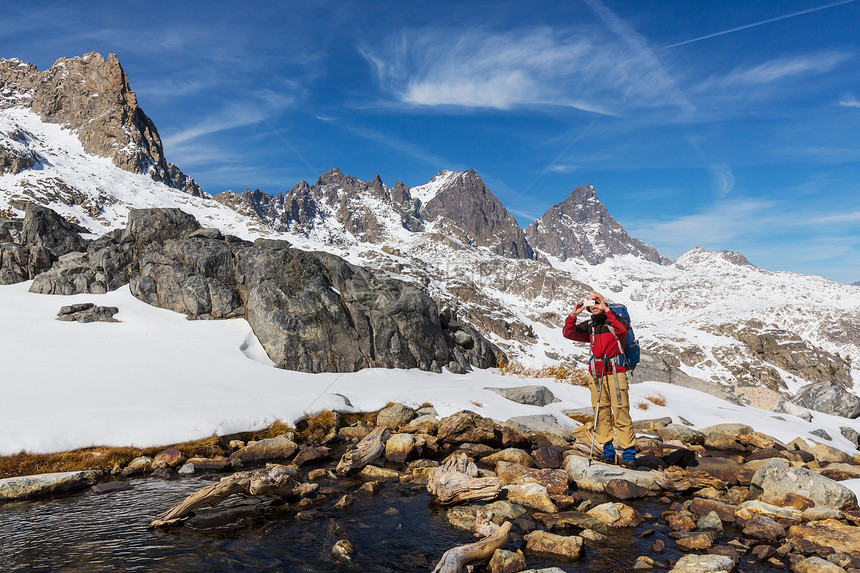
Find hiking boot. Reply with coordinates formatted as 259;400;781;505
617;458;637;469
590;452;615;464
619;447;637;469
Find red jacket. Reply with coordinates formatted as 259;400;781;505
563;310;628;375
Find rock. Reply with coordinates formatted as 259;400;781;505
505;415;572;436
331;538;356;566
605;478;651;500
522;530;584;560
408;459;440;479
690;457;741;485
707;545;739;563
669;554;736;572
485;385;558;406
658;424;705;445
811;429;833;441
564;453;661;493
90;480;132;494
742;514;786;540
633;555;664;569
358;465;400;481
384;433;425;462
0;243;53;284
690;498;738;523
667;513;697;532
801;507;843;522
652;538;666;553
20;203;88;258
503;484;558;513
697;511;724;534
437;410;497;443
749;544;775;561
482;448;536;467
292;446;331;467
0;470;99;500
776;493;815;511
840;426;860;447
512;469;569;495
587;502;643;527
739;500;802;521
792;556;846;573
579;528;608;542
376;403;415;429
531;446;562;469
703;435;746;452
750;460;858;510
229;436;299;468
489;549;527;573
633;417;673;431
814;443;853;464
56;303;119;322
787;519;860;558
698;423;753;438
120;456;152;477
153;448;187;469
792;382;860;419
496;461;534;484
676;533;713;551
403;414;438;434
781;401;814;422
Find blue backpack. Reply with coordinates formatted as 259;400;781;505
607;304;640;371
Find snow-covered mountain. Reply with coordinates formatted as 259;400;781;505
2;52;859;411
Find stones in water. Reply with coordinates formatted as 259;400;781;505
522;530;584;561
668;553;735;572
0;470;100;501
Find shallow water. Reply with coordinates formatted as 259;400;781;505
0;473;778;572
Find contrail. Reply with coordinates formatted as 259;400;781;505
663;0;856;49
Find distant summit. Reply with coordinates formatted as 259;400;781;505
525;184;668;265
0;52;201;196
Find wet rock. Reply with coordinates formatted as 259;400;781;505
668;554;735;572
120;456;152;477
0;470;100;500
512;516;536;533
331;539;356;566
192;504;260;528
792;382;860;419
787;519;860;559
750;545;775;561
376;403;415;429
605;478;651;500
707;546;739;563
564;454;661;493
689;457;741;485
230;436;299;468
358;465;400;481
587;502;643;527
528;446;561;469
293;446;331;467
485;385;558;406
697;512;724;534
792;555;847;573
676;533;713;551
750;460;858;510
358;481;382;494
690;498;738;523
512;469;569;496
579;528;608;542
90;480;132;494
633;555;663;570
384;433;425;463
407;459;439;480
742;514;786;540
153;448;186;469
489;548;527;573
652;538;666;553
666;513;697;532
503;484;558;513
151;467;178;480
437;410;496;444
482;448;536;467
523;530;583;560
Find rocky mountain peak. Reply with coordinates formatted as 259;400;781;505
0;52;201;197
525;184;667;265
417;169;534;260
674;247;755;270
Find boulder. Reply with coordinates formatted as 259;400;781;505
120;456;152;477
787;519;860;559
531;446;562;469
689;498;738;523
489;549;527;573
698;423;753;438
153;448;186;469
495;461;534;485
437;410;497;443
523;530;583;560
358;465;400;480
20;202;87;257
384;433;425;462
669;554;736;572
587;502;643;527
376;403;415;429
792;382;860;419
0;470;100;500
781;401;813;422
658;424;705;445
696;512;724;534
605;478;651;500
503;484;558;513
792;556;847;573
512;469;569;495
738;500;801;521
56;302;119;322
676;533;713;551
840;426;859;447
564;454;661;493
122;208;201;246
482;448;535;467
749;460;858;510
229;436;299;468
485;385;558;406
742;514;785;540
0;243;52;284
505;415;572;436
813;443;853;464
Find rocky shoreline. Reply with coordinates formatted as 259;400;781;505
2;397;859;572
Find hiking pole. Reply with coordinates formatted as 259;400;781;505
588;370;603;468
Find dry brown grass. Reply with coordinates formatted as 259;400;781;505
495;356;590;387
295;410;339;442
471;401;484;408
644;394;667;407
635;401;650;410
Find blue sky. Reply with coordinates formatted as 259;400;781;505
3;1;860;283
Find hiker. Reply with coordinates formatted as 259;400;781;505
563;292;636;468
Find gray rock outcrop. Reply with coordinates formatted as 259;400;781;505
57;302;118;323
749;460;858;510
791;381;860;419
525;184;667;265
485;385;558;406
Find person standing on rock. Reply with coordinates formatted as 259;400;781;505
563;293;637;469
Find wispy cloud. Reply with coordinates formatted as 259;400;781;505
163;105;267;147
710;164;735;198
362;18;692;115
693;51;851;92
840;91;860;108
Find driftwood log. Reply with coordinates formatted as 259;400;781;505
148;463;301;528
336;426;390;476
427;452;502;505
433;517;512;573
